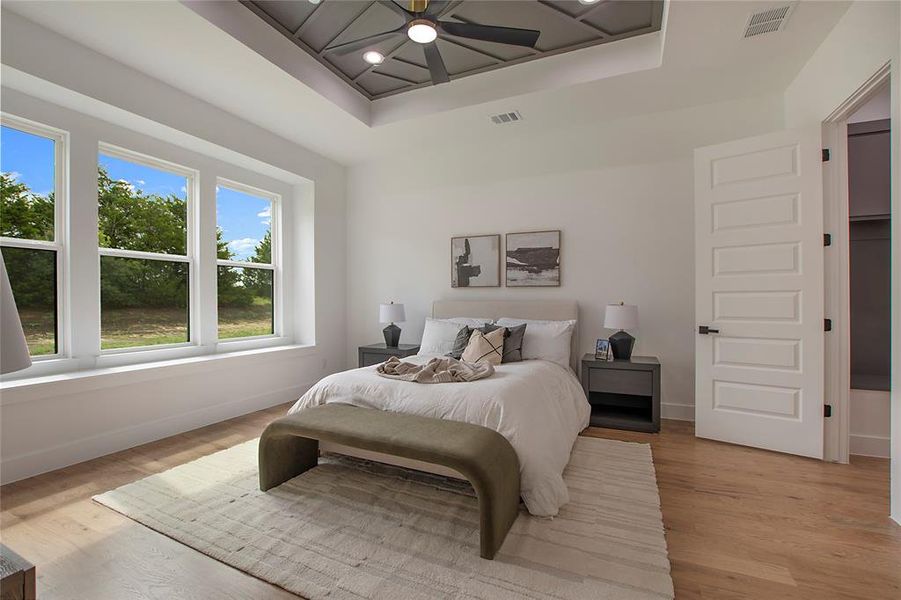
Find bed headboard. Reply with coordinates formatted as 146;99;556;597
432;299;580;372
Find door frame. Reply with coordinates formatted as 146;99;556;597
821;62;891;464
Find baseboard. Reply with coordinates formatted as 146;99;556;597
0;381;314;485
662;402;694;421
849;433;891;459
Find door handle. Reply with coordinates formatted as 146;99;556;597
698;325;720;335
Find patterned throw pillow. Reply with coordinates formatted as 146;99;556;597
478;323;527;363
461;328;505;366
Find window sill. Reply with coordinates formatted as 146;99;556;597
0;342;318;405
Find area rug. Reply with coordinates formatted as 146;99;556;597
94;436;673;599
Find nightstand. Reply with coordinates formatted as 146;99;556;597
358;343;420;368
580;354;660;432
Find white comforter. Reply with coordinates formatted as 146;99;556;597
288;354;591;517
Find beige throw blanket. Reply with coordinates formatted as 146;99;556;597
376;356;494;383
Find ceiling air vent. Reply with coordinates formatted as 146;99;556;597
743;4;794;38
490;111;523;125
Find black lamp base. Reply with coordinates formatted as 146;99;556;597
609;330;635;361
383;323;401;348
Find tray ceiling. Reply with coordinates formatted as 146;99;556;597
242;0;664;100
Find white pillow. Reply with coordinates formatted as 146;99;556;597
418;318;467;355
442;317;495;328
495;318;576;369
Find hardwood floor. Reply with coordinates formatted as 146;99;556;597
1;404;898;599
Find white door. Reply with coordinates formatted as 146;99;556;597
695;129;824;458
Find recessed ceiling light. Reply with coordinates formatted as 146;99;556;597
308;0;322;4
362;50;385;65
407;19;438;44
578;0;601;4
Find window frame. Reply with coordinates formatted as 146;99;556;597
0;113;69;361
97;142;199;354
215;177;281;344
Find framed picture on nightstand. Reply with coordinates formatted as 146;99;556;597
595;339;612;361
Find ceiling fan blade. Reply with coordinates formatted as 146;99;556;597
324;26;405;56
439;21;540;48
423;42;450;84
425;0;452;16
378;0;413;20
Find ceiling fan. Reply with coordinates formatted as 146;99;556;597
323;0;541;85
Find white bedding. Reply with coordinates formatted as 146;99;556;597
288;354;591;517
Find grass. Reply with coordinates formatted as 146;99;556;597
18;298;272;355
219;296;274;340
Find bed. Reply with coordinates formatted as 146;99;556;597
287;299;591;517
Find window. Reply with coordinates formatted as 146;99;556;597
216;181;277;340
0;117;65;357
98;145;195;350
0;109;295;381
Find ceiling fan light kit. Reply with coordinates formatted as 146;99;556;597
407;19;438;44
322;0;541;87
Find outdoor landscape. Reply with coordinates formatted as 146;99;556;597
0;139;274;355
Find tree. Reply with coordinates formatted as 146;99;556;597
0;172;54;241
241;230;272;299
97;166;189;308
98;167;186;254
216;227;253;307
2;167;261;311
1;172;56;309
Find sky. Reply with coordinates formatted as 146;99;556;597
1;125;54;196
2;125;271;262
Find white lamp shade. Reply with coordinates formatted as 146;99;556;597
0;254;32;374
379;303;406;323
604;303;638;330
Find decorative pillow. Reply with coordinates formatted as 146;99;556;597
446;325;473;359
477;323;526;363
419;318;467;356
461;328;505;366
495;318;576;369
499;323;526;363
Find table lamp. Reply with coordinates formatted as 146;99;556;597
604;302;638;361
1;253;32;374
379;302;405;348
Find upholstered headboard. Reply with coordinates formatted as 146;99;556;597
432;299;580;372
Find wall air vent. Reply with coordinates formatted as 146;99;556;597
743;4;794;38
490;111;523;125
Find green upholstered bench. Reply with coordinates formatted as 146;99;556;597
258;404;521;560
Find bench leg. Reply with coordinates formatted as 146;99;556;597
259;432;319;491
474;478;520;560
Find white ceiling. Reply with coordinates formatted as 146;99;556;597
3;1;850;166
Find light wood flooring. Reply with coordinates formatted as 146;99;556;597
1;404;899;599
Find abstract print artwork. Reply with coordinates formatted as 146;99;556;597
506;230;561;287
451;234;500;288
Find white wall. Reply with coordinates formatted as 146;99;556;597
850;390;892;458
784;0;900;523
849;84;891;123
0;15;348;483
345;93;785;421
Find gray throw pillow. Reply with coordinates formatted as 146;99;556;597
501;323;526;363
446;326;473;359
478;323;526;363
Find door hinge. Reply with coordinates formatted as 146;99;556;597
824;404;832;418
824;233;832;246
822;148;831;161
824;318;832;332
